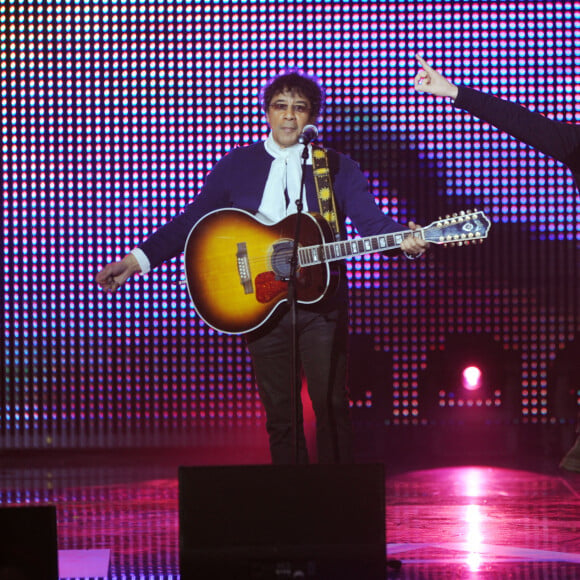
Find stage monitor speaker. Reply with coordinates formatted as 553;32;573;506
0;504;58;580
179;463;385;580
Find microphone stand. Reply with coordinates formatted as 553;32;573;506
288;142;310;466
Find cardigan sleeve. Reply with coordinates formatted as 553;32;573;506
330;151;407;238
454;86;580;171
137;143;274;269
137;153;235;269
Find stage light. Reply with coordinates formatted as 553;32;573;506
419;333;521;423
418;334;522;460
462;366;483;392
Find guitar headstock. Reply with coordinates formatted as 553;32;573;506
423;210;491;246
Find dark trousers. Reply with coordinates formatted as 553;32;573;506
246;305;354;465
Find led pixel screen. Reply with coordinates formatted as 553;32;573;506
3;1;580;447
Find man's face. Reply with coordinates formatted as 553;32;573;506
266;89;315;148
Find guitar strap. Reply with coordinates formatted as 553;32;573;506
311;144;341;241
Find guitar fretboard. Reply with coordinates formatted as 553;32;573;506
299;230;413;266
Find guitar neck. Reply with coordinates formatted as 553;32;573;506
299;229;416;266
297;210;490;266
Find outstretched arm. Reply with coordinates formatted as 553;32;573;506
413;54;458;100
95;253;142;293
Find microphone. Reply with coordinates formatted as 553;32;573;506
297;124;318;145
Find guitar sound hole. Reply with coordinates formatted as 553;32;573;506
270;240;295;280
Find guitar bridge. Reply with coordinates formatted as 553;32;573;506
236;242;254;294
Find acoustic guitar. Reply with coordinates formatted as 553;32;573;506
184;208;491;334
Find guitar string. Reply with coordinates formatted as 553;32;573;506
239;225;487;270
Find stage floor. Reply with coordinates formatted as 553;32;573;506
1;447;580;579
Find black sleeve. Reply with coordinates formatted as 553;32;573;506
454;86;580;170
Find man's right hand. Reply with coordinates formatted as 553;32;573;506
95;253;142;293
414;54;459;100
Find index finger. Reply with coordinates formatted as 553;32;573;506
415;54;432;70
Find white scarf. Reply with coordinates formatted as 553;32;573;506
257;132;311;224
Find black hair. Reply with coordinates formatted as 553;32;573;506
261;69;324;119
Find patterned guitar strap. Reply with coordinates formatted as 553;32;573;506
311;144;341;241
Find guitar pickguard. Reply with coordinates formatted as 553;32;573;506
255;268;314;304
255;271;287;303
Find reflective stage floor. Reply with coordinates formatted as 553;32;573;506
1;442;580;579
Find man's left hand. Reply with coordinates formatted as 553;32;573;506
401;221;429;257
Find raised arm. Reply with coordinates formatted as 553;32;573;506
413;54;580;170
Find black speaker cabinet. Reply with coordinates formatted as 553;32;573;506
179;463;385;580
0;504;58;580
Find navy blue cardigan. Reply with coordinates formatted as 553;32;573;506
139;141;407;269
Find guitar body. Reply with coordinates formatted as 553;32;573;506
184;209;339;334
